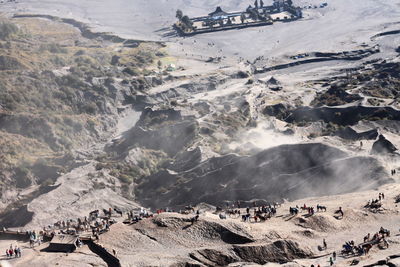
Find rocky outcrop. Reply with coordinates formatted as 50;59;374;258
263;103;293;119
232;240;312;264
335;127;378;141
108;108;199;157
152;215;254;245
268;105;400;126
190;249;238;266
0;205;34;228
371;135;397;154
311;85;362;107
255;47;379;74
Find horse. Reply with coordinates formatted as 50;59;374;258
114;208;123;217
103;209;111;216
273;202;281;208
190;215;199;224
379;227;390;237
90;210;99;218
226;209;240;218
363;233;370;242
317;205;327;212
362;243;373;254
289;207;298;215
341;244;354;255
257;214;268;222
241;214;250;222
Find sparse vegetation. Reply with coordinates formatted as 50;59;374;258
94;149;169;194
0;17;164;196
0;21;19;40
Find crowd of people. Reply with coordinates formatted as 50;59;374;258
5;245;21;259
0;188;396;265
341;226;390;257
365;193;385;210
288;204;328;217
42;208;117;240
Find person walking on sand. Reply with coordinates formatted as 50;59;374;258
323;239;327;250
336;207;344;218
333;251;336;261
329;257;334;266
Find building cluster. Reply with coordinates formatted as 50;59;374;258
175;0;302;35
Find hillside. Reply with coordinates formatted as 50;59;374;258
0;16;164;222
0;0;399;266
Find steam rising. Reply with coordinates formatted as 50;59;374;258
229;120;301;151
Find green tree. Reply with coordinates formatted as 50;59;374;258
176;9;183;20
157;60;162;73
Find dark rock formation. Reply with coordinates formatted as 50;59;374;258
263;103;292;119
136;143;390;209
190;249;238;266
231;71;250;79
0;205;33;228
233;240;312;264
265;77;282;91
311;85;362;107
152;216;254;245
371;135;397;154
108;108;198;157
278;106;400;126
335;127;378;141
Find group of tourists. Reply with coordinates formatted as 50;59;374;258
237;204;278;223
29;230;42;248
125;207;152;224
366;193;385;210
39;206;126;243
288;204;327;216
340;226;391;259
5;245;21;259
